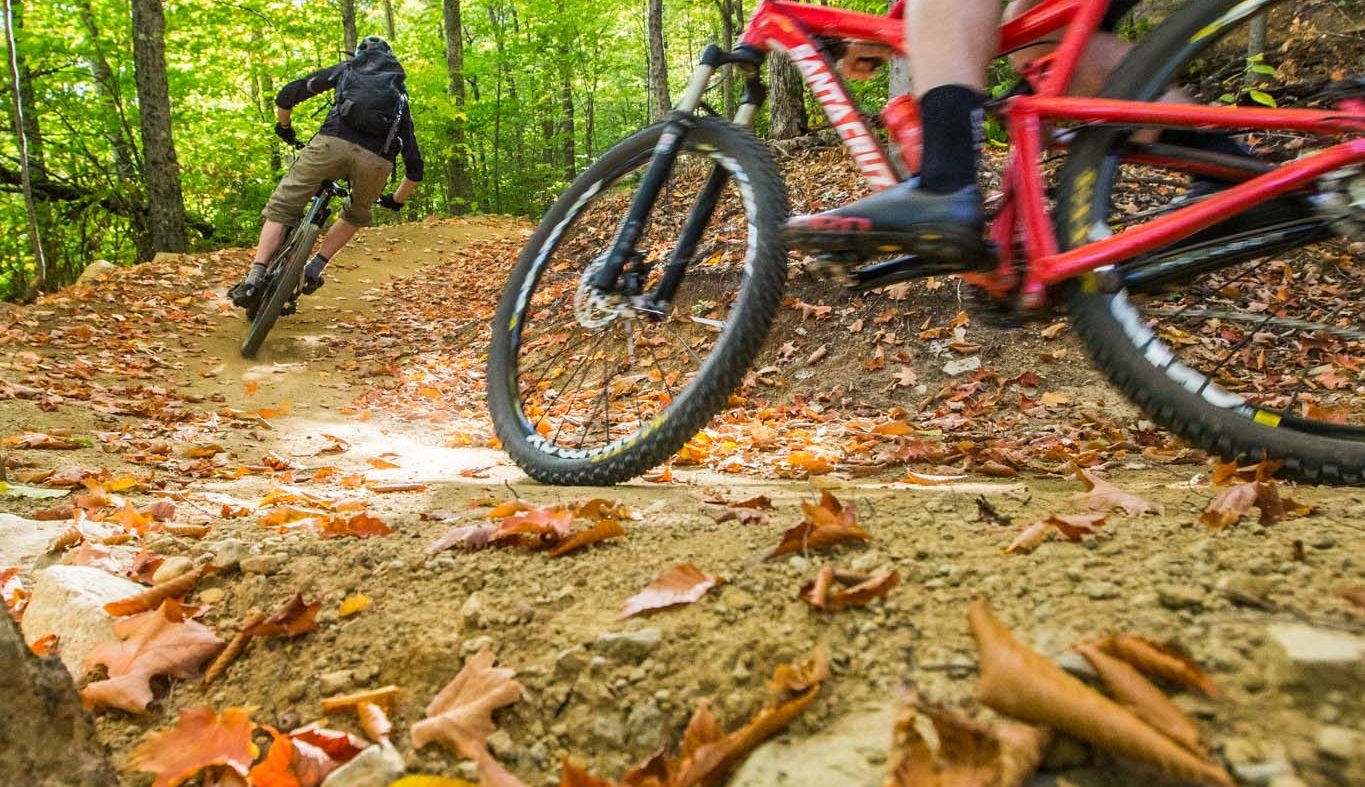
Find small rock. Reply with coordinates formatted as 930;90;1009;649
1263;623;1365;691
210;539;250;570
461;593;485;628
850;553;881;573
943;356;981;376
320;741;405;787
462;636;493;655
1314;725;1364;761
1083;581;1119;600
594;628;662;661
487;729;515;758
626;700;665;748
787;556;810;572
198;587;226;605
1157;584;1204;611
240;554;286;575
591;714;626;746
152;556;195;584
554;647;588;679
319;670;355;694
1311;537;1336;550
75;259;118;285
20;565;145;676
279;681;308;703
1232;759;1294;786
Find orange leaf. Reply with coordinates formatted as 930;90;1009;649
323;511;394;539
574;498;633;520
885;692;1049;787
1199;481;1309;531
243;381;260;397
321;685;400;714
1094;635;1221;698
1073;468;1163;516
429;523;501;552
1077;643;1205;756
769;490;869;559
799;567;899;612
83;602;226;713
410;646;523;759
491;505;574;548
621;563;725;618
871;420;913;436
357;701;392;742
968;600;1232;787
339;594;371;617
251;593;321;639
2;566;29;620
125;707;258;787
104;563;213;617
547;519;626;557
367;457;401;470
898;471;968;485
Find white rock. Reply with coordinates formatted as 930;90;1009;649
151;556;194;584
942;356;981;376
0;513;69;567
75;260;117;285
20;565;144;676
1315;725;1365;761
1264;623;1365;690
320;741;405;787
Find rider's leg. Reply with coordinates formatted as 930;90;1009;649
784;0;999;262
302;142;392;295
248;221;289;282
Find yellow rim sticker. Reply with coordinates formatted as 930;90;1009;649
1253;410;1281;428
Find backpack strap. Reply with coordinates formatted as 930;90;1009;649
380;91;408;156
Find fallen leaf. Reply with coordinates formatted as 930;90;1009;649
491;505;574;548
83;601;226;713
1040;321;1068;339
574;498;633;520
357;702;392;742
367;457;401;470
429;523;500;552
249;724;365;787
410;646;523;759
322;511;394;539
1077;643;1205;755
713;506;768;525
897;471;968;485
2;431;86;449
1199;481;1310;531
1005;513;1108;554
0;480;69;499
799;566;900;612
2;567;29;620
621;563;725;618
968;600;1231;787
104;563;213;617
1335;586;1365;612
547;519;626;557
204;612;265;685
1093;635;1221;698
339;594;372;617
321;685;400;714
125;707;258;787
885;691;1049;787
769;490;869;559
251;593;321;638
1073;468;1164;516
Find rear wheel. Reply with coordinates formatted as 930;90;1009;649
241;224;317;359
487;117;789;485
1057;0;1365;482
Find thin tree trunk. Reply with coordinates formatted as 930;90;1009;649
1245;13;1268;86
130;0;188;254
646;0;670;119
4;0;45;299
716;0;734;116
560;71;574;181
341;0;357;52
768;52;806;139
382;0;396;39
442;0;472;213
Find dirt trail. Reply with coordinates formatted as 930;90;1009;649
1;216;1363;787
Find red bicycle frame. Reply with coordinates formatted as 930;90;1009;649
735;0;1365;306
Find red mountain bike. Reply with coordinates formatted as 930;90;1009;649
488;0;1365;485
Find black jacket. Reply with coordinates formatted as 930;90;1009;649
275;63;424;182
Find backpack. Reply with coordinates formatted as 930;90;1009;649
336;48;407;143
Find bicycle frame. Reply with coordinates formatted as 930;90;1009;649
729;0;1365;306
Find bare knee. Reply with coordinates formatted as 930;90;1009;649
1002;0;1053;74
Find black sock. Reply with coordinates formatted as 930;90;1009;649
917;85;986;195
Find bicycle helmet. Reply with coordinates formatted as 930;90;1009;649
355;35;391;56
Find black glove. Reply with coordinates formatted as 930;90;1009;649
274;122;302;149
378;193;405;211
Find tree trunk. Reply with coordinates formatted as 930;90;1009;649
646;0;670;120
341;0;357;53
560;71;574;182
442;0;472;213
768;52;807;140
4;0;46;299
130;0;188;254
716;0;735;116
1245;13;1268;86
382;0;396;39
0;613;117;785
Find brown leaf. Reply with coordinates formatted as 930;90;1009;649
104;563;213;617
492;505;575;548
3;431;84;449
320;685;400;714
83;601;226;713
885;692;1049;787
574;499;633;520
713;506;768;525
410;645;523;759
799;567;900;612
621;563;725;618
1335;585;1365;612
547;519;626;557
1073;468;1163;516
429;523;500;552
768;490;869;559
203;612;265;685
1094;635;1221;698
251;593;321;639
1078;643;1205;755
968;600;1232;787
125;707;258;787
1199;481;1309;531
357;701;392;742
2;566;29;620
322;511;394;539
767;648;831;696
1004;521;1050;554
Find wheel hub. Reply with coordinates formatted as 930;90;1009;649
574;256;625;328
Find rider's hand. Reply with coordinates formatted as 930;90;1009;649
274;122;302;149
378;193;405;212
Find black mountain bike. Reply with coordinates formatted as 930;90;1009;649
240;179;348;359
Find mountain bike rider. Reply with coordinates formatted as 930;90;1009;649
229;35;424;309
783;0;1302;266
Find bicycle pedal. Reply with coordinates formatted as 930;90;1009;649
280;301;298;316
805;254;859;287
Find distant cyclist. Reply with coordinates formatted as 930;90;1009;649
229;35;424;309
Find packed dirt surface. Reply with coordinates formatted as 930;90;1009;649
2;201;1363;787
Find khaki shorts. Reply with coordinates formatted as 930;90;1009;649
262;134;393;228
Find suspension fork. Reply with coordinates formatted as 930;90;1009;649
589;44;767;294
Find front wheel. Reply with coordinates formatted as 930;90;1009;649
241;224;317;359
1057;0;1365;482
487;117;789;485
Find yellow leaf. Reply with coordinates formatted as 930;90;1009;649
340;594;372;617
